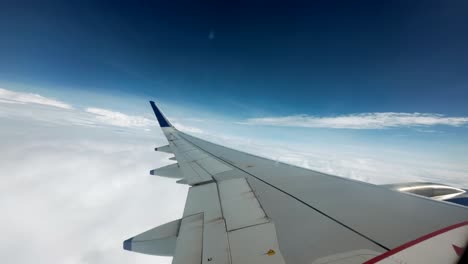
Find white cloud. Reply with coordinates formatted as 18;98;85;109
202;134;468;187
0;112;183;264
0;89;183;264
0;88;158;131
172;122;204;134
244;112;468;129
0;88;72;109
85;107;155;128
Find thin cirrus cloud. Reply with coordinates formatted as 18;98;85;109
171;122;204;134
0;88;157;129
244;112;468;129
0;87;73;109
0;88;208;134
85;107;155;128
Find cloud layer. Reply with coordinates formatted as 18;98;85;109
0;116;184;264
0;88;72;109
0;88;159;131
85;107;154;128
0;88;208;135
245;112;468;129
200;134;468;187
1;87;467;264
0;89;181;263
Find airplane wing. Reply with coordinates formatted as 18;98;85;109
124;101;468;264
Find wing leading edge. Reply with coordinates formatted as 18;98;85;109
123;101;468;264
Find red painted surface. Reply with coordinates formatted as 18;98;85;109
453;244;464;257
364;221;468;264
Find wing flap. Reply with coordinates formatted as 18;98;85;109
154;177;286;264
183;183;222;222
229;222;285;264
218;178;269;231
202;219;230;264
177;179;285;264
172;214;204;264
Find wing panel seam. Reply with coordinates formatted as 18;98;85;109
177;132;390;251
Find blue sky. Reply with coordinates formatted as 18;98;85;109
1;0;468;115
1;0;468;163
1;0;468;155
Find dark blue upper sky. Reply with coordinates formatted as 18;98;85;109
1;0;467;117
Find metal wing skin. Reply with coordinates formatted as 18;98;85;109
124;101;468;264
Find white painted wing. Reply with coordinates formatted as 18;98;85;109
123;102;468;264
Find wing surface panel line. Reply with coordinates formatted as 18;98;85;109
178;132;468;209
177;132;391;251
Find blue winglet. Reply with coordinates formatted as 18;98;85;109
123;237;133;251
150;101;171;127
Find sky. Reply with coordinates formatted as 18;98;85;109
0;1;468;264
